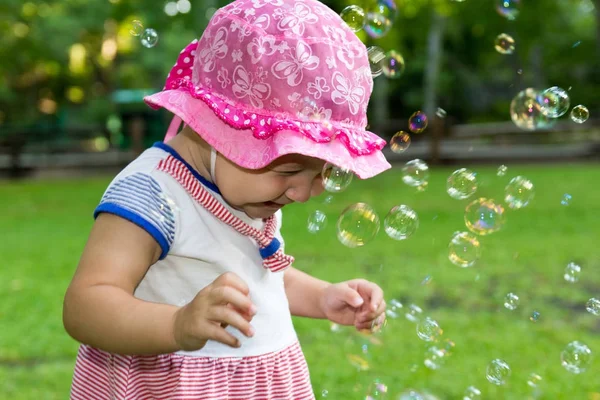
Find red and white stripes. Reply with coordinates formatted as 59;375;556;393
157;156;293;272
70;341;314;399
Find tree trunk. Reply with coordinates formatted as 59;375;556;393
423;10;446;164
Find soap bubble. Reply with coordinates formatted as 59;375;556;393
530;311;540;322
402;159;429;187
367;46;386;77
504;176;534;209
447;168;478;200
130;20;144;36
385;299;403;319
384;205;419;240
564;262;581;283
408;111;428;133
382;50;405;79
527;373;542;388
307;210;327;234
561;193;572;206
561;341;592;374
448;231;481;268
340;5;365;32
497;165;508;176
494;33;515;54
510;88;552;131
365;379;388;400
496;0;520;20
405;303;423;323
436;108;447;118
336;203;380;248
322;163;353;193
464;198;506;235
321;389;329;397
141;28;159;48
416;317;443;342
398;390;424;400
570;105;589;123
424;345;448;370
586;298;600;316
504;292;519;310
390;131;411;153
364;11;392;39
486;359;511;385
463;386;482;400
538;86;570;118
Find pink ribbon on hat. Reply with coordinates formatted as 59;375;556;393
157;155;293;273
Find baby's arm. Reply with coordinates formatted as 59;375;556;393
63;213;181;355
283;266;330;318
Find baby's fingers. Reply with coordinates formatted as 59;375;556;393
209;305;255;338
205;323;242;348
210;286;257;318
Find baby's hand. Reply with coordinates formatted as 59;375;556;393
172;272;256;351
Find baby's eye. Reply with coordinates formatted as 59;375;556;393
276;170;302;176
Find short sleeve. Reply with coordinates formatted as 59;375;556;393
94;172;177;259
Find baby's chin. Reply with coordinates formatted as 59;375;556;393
244;202;284;220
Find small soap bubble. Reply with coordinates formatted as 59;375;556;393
447;168;478;200
530;311;540;322
527;373;542;388
510;88;552;131
129;20;144;36
538;87;570;118
448;231;481;268
340;5;365;32
398;390;424;400
307;210;327;234
463;386;482;400
494;33;515;55
382;50;405;79
367;46;386;78
330;322;341;332
421;275;432;285
321;389;329;397
486;359;511;385
496;0;520;20
385;299;403;319
564;262;581;283
424;346;447;370
561;341;592;374
464;198;506;235
561;193;572;206
323;195;334;205
390;131;411;153
497;165;508;176
405;303;423;323
416;317;443;342
402;159;430;188
504;176;534;209
365;379;388;399
336;203;380;248
570;105;589;123
347;353;370;371
408;111;428;133
436;107;447;118
141;28;159;48
384;205;419;240
504;293;519;310
364;11;392;39
586;298;600;316
322;162;353;193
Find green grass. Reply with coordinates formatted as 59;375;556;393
1;163;599;399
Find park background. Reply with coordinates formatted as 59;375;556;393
1;0;599;398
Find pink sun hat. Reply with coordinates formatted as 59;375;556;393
144;0;391;179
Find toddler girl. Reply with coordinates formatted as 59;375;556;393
63;0;391;398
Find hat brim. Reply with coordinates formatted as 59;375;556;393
144;88;391;179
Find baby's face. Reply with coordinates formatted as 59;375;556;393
214;153;326;219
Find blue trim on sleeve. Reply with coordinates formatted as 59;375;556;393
259;237;281;259
152;142;221;195
94;203;170;260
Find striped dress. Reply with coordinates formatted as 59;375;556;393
69;142;314;399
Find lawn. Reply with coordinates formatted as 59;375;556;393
0;162;599;399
